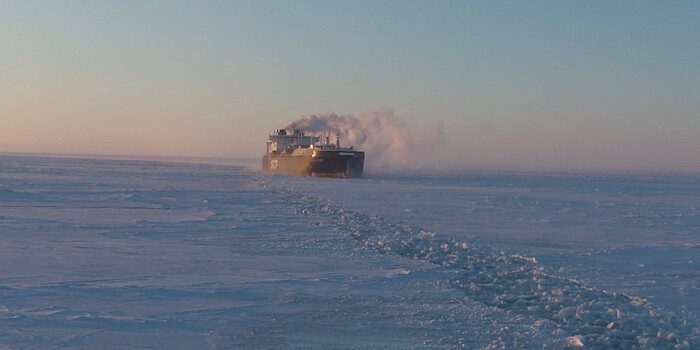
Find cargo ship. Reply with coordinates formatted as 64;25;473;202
262;129;364;178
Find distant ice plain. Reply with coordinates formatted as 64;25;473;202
0;155;697;348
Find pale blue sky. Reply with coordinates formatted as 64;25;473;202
2;1;698;172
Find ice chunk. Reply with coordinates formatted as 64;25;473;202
567;335;585;347
555;307;576;321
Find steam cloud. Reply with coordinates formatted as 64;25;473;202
283;108;444;171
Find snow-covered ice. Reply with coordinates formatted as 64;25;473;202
1;155;698;348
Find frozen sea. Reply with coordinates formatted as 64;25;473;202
0;155;698;349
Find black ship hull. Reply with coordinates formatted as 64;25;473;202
262;150;364;178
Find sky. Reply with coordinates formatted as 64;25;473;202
1;1;699;173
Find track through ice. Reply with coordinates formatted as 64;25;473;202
258;175;698;349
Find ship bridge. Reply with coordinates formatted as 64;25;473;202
266;129;320;155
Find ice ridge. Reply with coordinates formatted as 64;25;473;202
258;176;698;349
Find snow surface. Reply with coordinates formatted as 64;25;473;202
0;155;697;349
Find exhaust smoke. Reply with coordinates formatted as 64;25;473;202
283;108;444;172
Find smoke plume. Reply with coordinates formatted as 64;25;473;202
283;108;444;171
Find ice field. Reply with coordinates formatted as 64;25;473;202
0;155;698;348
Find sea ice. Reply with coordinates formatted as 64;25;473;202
1;155;697;348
